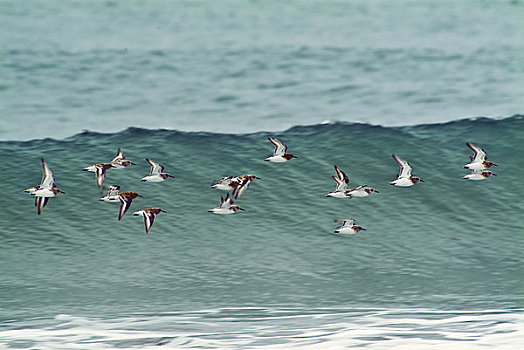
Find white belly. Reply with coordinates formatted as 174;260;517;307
390;178;414;187
464;162;484;171
326;191;348;198
34;189;56;197
141;175;164;182
265;155;287;163
334;227;357;234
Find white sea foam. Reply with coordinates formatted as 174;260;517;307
2;308;523;349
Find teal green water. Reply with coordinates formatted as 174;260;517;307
1;0;524;347
1;117;523;348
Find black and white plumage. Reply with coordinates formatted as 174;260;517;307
26;159;65;215
133;207;166;233
117;192;141;220
265;137;297;162
111;148;136;169
208;193;245;214
98;185;121;203
325;165;350;198
389;154;423;187
333;219;366;234
463;142;497;171
141;158;174;182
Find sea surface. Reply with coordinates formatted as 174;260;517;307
1;116;524;349
0;0;523;140
1;0;524;349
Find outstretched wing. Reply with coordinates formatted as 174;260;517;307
107;185;120;196
392;154;412;178
144;212;156;233
95;166;108;187
334;165;349;183
36;196;49;215
41;159;55;189
112;147;125;162
232;178;251;199
334;218;355;227
268;137;287;155
118;196;133;220
146;158;164;175
466;142;486;163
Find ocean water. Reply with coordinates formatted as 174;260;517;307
1;0;523;140
1;116;524;349
2;0;524;349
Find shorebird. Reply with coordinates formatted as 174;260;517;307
333;219;366;234
133;207;166;233
265;137;297;162
27;159;65;215
117;192;142;220
82;163;115;187
141;158;174;182
346;185;379;198
111;148;135;169
325;165;350;198
464;142;497;171
389;154;423;187
208;193;245;214
98;185;121;203
211;175;260;198
463;170;497;180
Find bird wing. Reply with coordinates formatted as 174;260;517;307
107;185;120;196
95;166;108;187
334;219;355;227
232;178;250;199
112;147;126;162
466;142;486;163
268;137;287;155
118;195;133;220
392;154;412;178
144;211;156;233
36;197;49;215
334;165;349;184
41;159;55;189
146;158;164;175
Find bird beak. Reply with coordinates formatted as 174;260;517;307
239;208;245;211
138;194;143;197
255;176;261;179
131;162;136;165
169;175;175;178
161;210;167;213
292;155;298;158
493;163;498;166
492;173;497;176
420;179;425;182
375;190;379;193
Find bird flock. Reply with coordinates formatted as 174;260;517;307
24;140;497;234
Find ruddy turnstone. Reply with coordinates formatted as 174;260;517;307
117;191;142;220
463;170;497;180
141;158;175;182
98;185;121;203
28;159;65;215
464;142;497;171
133;207;166;233
325;165;350;198
389;154;423;187
265;137;297;162
211;175;260;199
208;193;245;214
346;185;379;198
82;163;114;187
111;148;136;169
333;219;366;234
